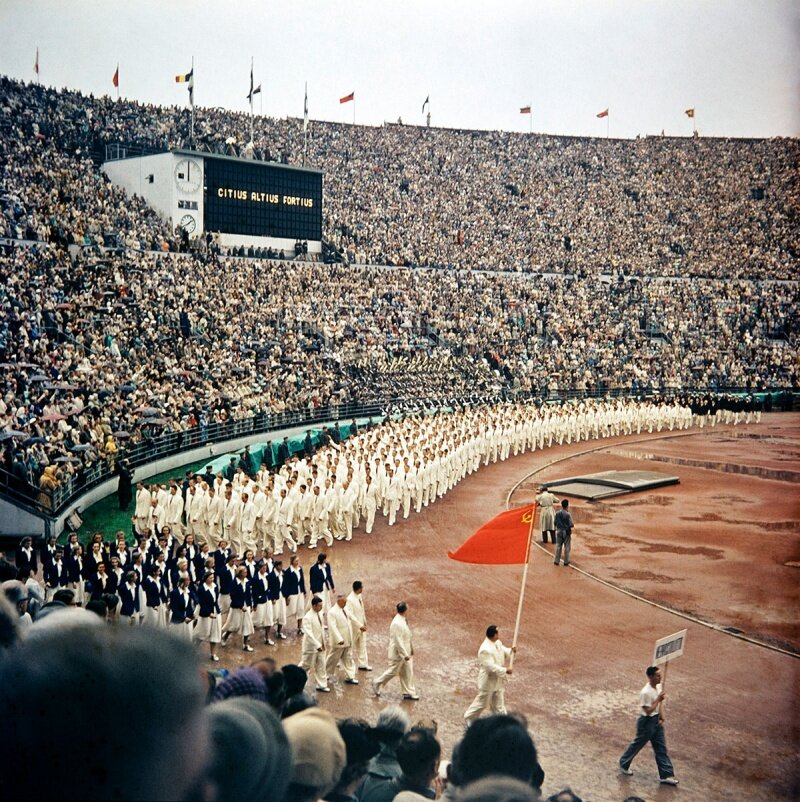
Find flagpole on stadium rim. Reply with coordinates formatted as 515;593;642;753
303;82;308;166
190;56;195;147
249;57;254;145
508;504;537;671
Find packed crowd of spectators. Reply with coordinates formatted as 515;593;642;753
2;76;797;277
0;75;797;510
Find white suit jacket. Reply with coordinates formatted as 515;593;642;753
327;604;353;647
388;613;413;660
345;591;367;631
477;637;512;691
301;608;325;653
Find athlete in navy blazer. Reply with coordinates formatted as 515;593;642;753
309;554;335;594
169;583;196;624
252;569;269;606
281;562;306;597
229;578;253;610
43;554;69;590
197;581;221;617
118;574;140;618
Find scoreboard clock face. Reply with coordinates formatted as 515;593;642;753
179;214;196;233
203;156;322;241
174;158;202;193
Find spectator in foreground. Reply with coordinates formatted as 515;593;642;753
448;714;545;798
283;707;347;802
326;719;381;802
360;727;441;802
358;705;411;798
205;697;292;802
460;776;540;802
0;623;210;800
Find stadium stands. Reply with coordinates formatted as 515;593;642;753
0;75;797;514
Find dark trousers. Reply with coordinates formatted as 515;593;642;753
619;714;675;778
554;531;571;564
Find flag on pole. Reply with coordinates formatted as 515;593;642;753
685;108;695;118
304;83;309;132
596;108;609;118
340;91;355;104
247;64;261;102
112;64;119;88
422;95;430;113
176;68;195;108
447;506;534;564
520;106;531;114
34;48;40;79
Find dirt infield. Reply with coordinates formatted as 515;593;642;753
218;413;800;802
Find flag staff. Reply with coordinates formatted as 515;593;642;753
508;505;537;670
529;104;532;134
249;57;254;145
353;95;356;126
190;56;195;147
303;82;309;166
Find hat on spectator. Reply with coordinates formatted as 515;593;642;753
206;697;291;802
283;707;346;793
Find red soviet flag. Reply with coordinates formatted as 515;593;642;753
340;92;355;104
112;65;119;88
596;108;609;118
448;505;534;564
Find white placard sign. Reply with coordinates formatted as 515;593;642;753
652;629;688;665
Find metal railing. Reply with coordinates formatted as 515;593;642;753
1;387;796;520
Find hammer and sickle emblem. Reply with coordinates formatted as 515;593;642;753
521;511;533;524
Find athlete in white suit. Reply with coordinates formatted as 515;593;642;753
373;601;418;700
463;625;516;723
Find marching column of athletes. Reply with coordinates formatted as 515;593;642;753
130;396;746;558
54;397;753;694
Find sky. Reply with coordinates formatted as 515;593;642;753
0;0;798;139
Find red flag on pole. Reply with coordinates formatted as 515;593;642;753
34;48;39;78
596;108;609;118
519;106;531;114
340;92;355;104
112;65;119;88
448;505;534;564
